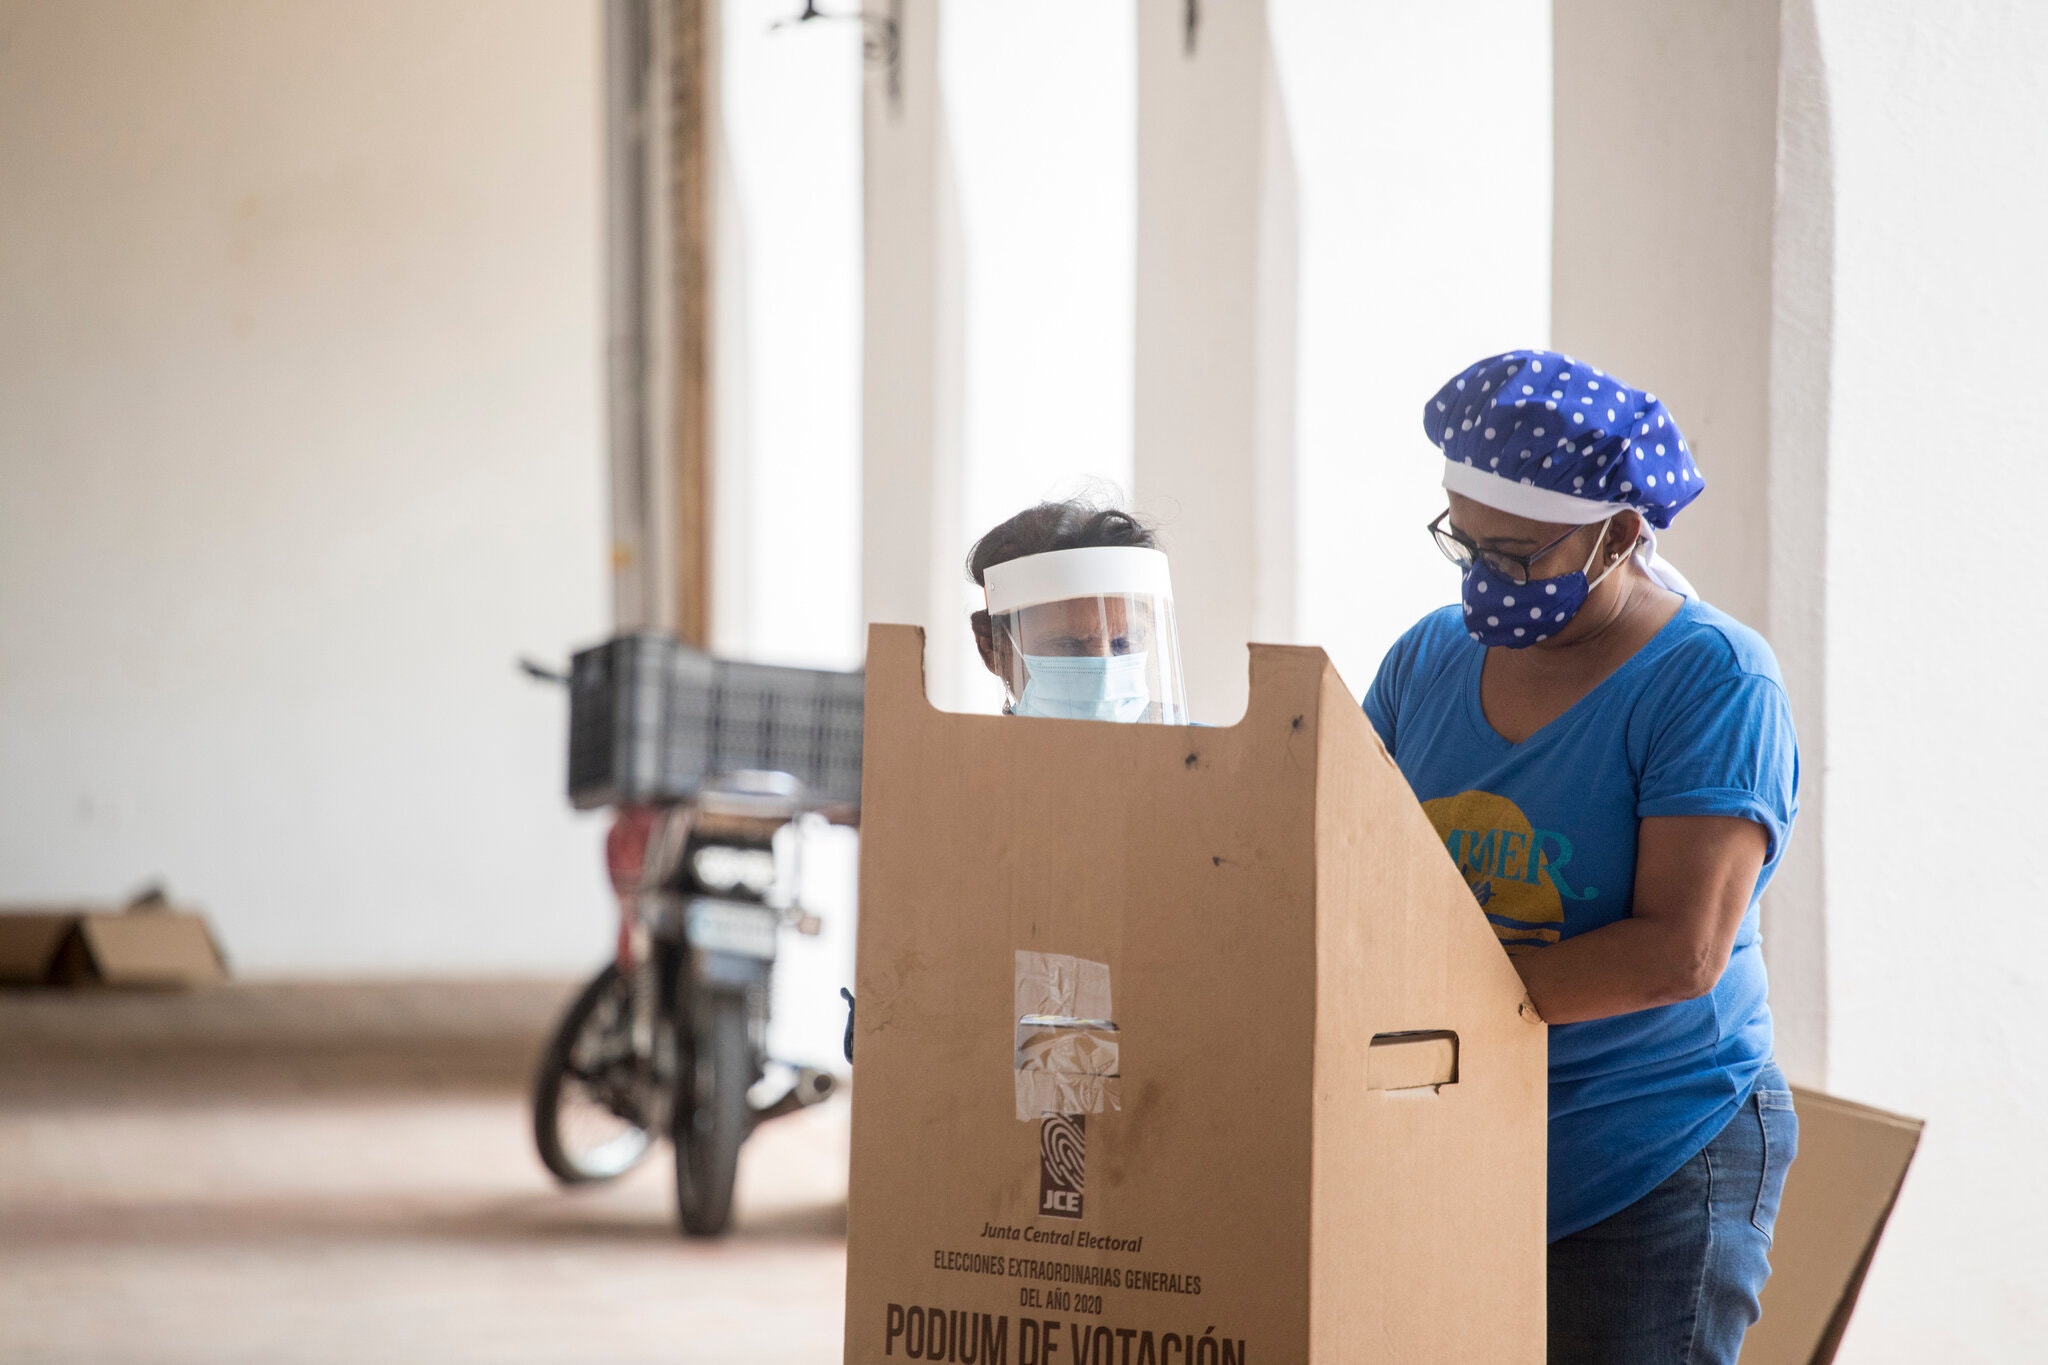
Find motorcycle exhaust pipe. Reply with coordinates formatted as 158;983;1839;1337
751;1067;838;1126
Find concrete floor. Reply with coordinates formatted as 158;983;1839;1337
0;982;850;1364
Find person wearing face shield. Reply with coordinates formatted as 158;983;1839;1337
1364;352;1800;1365
964;500;1190;725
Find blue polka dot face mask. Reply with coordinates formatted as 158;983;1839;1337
1462;516;1625;648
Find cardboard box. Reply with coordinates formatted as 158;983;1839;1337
0;902;228;987
1740;1089;1923;1365
844;627;1548;1363
0;912;80;984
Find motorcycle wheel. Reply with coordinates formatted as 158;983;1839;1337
532;964;656;1185
673;985;752;1236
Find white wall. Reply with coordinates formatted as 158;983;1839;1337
1811;1;2048;1356
1267;0;1552;701
0;0;614;974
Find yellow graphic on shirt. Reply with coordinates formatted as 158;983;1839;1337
1422;790;1599;952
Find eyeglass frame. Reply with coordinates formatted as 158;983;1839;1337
1427;508;1618;587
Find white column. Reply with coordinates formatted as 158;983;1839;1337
1762;0;1835;1103
702;0;746;659
1552;0;1781;631
861;0;971;708
1133;0;1297;725
1805;2;2048;1357
945;0;1137;714
1549;1;1830;1083
716;2;862;670
602;0;667;631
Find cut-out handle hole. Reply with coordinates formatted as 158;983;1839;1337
1367;1029;1459;1092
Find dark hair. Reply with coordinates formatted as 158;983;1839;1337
965;500;1159;588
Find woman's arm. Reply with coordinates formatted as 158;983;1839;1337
1512;814;1767;1025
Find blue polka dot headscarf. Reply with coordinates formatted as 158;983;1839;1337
1426;349;1702;595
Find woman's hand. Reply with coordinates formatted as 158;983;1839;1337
1511;815;1768;1025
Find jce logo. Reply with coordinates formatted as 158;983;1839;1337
1038;1113;1086;1220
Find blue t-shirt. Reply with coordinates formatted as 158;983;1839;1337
1363;597;1799;1241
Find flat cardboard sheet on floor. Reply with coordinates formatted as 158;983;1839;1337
0;905;228;987
843;626;1548;1363
1740;1088;1923;1365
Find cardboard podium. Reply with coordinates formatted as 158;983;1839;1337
845;627;1547;1363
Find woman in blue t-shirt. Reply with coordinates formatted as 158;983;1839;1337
1364;350;1799;1365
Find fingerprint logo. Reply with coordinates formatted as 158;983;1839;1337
1038;1114;1086;1220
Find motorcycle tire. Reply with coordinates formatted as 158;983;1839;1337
532;963;656;1185
673;985;752;1237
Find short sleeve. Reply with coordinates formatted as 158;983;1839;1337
1362;637;1409;754
1364;607;1470;759
1635;671;1800;863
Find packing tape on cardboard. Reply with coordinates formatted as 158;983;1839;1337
1015;950;1122;1121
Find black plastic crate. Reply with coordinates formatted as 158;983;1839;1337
567;633;679;809
566;633;864;811
699;660;865;808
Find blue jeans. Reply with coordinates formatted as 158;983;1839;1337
1549;1064;1798;1364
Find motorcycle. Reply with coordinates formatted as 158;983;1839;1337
521;637;860;1236
529;773;839;1236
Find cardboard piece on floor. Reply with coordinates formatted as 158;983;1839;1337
1740;1088;1923;1365
0;904;229;987
0;912;78;984
843;626;1548;1364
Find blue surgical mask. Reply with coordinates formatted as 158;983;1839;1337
1461;518;1624;648
1015;651;1153;722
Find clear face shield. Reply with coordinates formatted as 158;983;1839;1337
981;546;1190;725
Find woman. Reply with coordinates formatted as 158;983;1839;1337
1365;350;1799;1363
965;499;1190;725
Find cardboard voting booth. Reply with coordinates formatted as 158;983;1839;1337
844;627;1548;1363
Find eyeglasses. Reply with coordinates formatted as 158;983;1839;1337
1428;510;1590;587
